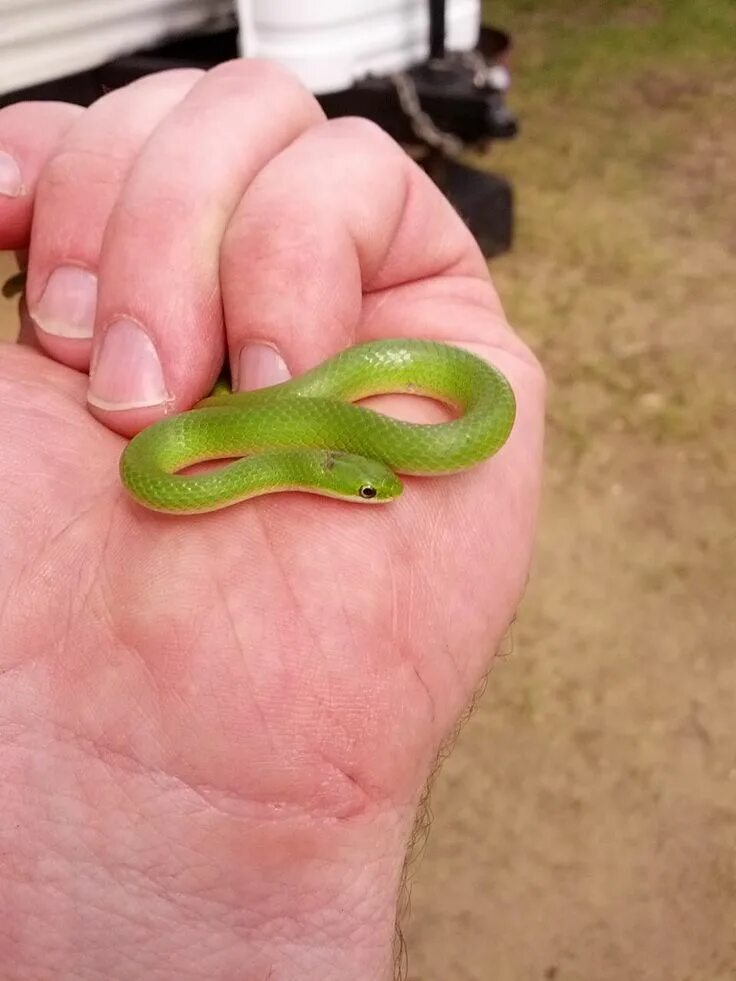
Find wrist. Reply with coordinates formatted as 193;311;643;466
2;729;412;980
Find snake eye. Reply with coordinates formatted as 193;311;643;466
359;484;377;499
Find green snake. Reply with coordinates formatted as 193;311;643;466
5;270;515;513
119;338;516;514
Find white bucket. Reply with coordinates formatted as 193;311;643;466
237;0;481;94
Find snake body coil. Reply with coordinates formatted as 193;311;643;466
119;338;516;513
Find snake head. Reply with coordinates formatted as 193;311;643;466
320;452;403;503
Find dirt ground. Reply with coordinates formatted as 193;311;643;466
1;2;734;979
399;4;735;979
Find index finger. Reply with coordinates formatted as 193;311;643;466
0;101;82;249
218;116;536;394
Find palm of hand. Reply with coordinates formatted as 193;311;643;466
1;336;534;822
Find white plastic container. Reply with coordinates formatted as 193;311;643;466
0;0;481;99
0;0;235;96
239;0;481;93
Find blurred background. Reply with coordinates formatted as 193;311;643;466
1;1;734;978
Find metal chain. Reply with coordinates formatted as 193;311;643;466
390;70;464;158
460;48;511;92
460;48;489;87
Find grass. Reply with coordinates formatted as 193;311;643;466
477;0;735;459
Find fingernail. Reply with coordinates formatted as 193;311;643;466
0;151;23;197
32;266;98;339
88;319;169;411
238;343;290;390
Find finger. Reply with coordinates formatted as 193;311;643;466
22;70;203;371
17;296;43;351
85;59;325;437
218;117;544;711
219;117;514;396
0;101;82;250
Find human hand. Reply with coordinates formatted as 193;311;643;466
0;61;544;980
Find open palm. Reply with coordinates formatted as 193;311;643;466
0;63;544;980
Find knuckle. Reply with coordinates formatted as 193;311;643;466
323;115;399;153
0;100;81;142
130;66;205;90
202;58;320;110
0;101;31;131
38;145;128;196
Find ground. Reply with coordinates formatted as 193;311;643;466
401;3;735;979
1;2;734;978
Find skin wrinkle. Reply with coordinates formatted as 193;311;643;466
38;714;369;828
227;219;348;286
53;503;117;655
253;508;432;813
90;637;165;752
95;500;137;638
313;748;374;817
390;515;443;649
8;722;408;964
115;192;197;242
105;540;266;773
0;372;84;418
317;117;483;293
384;533;401;659
364;163;473;293
4;524;84;672
257;511;324;673
210;567;274;754
332;553;362;663
0;351;83;414
403;561;417;668
357;124;413;287
306;647;395;811
423;499;475;694
48;867;236;981
144;557;209;678
136;865;389;964
409;665;437;729
0;552;36;660
377;527;440;731
39;146;132;190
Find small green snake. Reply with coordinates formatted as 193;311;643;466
119;338;516;514
4;270;515;513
